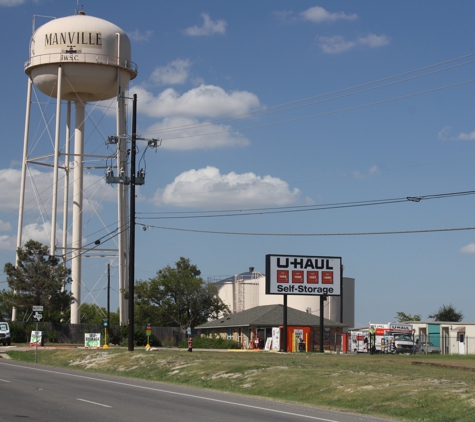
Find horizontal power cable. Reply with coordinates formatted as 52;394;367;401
139;53;475;137
137;224;475;237
136;189;475;220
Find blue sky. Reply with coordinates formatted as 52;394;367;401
1;0;475;326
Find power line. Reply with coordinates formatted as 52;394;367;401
156;78;475;143
136;189;475;220
140;52;475;138
138;224;475;237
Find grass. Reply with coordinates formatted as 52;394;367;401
4;348;475;421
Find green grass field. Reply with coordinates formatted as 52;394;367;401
4;348;475;422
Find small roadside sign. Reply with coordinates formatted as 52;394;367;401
32;306;43;322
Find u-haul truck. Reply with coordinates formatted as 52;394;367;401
351;323;415;353
350;330;370;353
369;323;415;354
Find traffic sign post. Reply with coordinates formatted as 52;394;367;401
102;318;109;349
145;323;151;350
32;306;43;363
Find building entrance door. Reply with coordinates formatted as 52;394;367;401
458;333;466;355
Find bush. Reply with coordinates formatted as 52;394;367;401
116;326;161;347
9;322;34;343
179;335;240;349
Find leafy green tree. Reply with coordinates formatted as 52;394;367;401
2;240;73;322
395;311;421;322
0;291;11;320
79;303;119;325
429;304;463;322
135;257;229;330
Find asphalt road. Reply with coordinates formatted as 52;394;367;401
0;359;397;422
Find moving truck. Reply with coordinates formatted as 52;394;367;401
351;323;415;354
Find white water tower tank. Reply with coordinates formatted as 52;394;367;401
25;12;137;102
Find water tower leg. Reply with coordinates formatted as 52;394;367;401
117;90;128;325
13;78;33;322
61;101;71;291
50;65;62;257
70;101;85;324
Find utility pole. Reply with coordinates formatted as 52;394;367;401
105;94;160;352
128;94;137;352
107;262;110;325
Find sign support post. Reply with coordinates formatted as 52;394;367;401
32;306;43;363
283;295;287;352
319;295;327;353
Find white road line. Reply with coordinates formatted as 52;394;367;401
77;398;112;408
0;362;341;422
0;379;11;383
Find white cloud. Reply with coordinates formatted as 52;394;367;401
0;0;26;6
368;165;380;174
0;220;11;231
150;59;192;86
352;165;380;179
318;33;389;54
184;13;227;36
301;6;358;23
0;168;47;212
455;131;475;141
21;222;53;247
144;117;249;150
358;33;390;48
318;35;355;54
153;166;300;208
438;126;475;141
460;243;475;254
132;84;260;119
0;235;15;250
438;126;452;141
0;168;117;214
128;29;153;42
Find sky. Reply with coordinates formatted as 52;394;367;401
1;0;475;327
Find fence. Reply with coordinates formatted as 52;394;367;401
9;322;187;346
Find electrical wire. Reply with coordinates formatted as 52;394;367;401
155;78;475;142
139;53;475;138
136;189;475;220
137;224;475;237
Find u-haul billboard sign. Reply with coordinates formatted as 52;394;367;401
266;254;342;296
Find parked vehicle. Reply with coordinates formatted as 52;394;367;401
350;330;370;353
371;323;415;353
351;323;415;353
0;322;11;346
416;341;441;354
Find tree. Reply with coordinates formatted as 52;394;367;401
0;291;11;320
135;257;229;330
395;311;421;322
429;304;463;322
2;240;74;322
79;303;119;325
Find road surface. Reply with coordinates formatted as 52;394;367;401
0;359;397;422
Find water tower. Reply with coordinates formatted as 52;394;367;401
18;11;137;323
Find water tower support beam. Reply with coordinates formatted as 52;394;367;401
13;78;33;322
70;101;85;324
50;65;62;257
61;101;71;291
116;69;128;325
